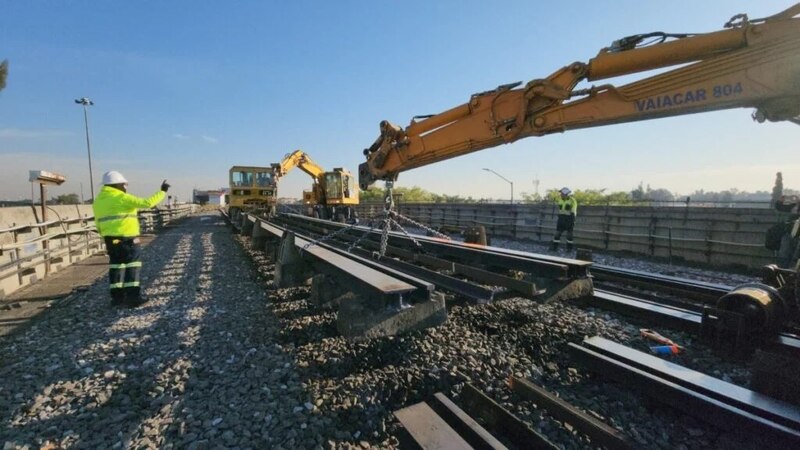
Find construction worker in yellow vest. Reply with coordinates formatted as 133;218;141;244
551;187;578;251
92;171;170;307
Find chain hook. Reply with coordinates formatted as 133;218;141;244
724;13;749;28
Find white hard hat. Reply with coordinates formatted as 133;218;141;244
102;171;128;185
560;187;571;195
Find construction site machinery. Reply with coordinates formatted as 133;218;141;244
357;4;800;337
276;149;359;222
228;165;279;221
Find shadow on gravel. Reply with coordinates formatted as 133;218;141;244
0;215;255;448
276;315;338;348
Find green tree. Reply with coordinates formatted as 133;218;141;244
648;188;675;202
631;182;646;201
52;193;80;204
360;185;438;203
604;191;634;205
546;188;632;205
520;191;542;203
359;187;385;202
398;186;436;202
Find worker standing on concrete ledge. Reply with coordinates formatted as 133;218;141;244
92;171;169;307
551;187;577;252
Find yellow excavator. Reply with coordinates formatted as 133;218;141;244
359;4;800;189
357;4;800;335
276;149;359;222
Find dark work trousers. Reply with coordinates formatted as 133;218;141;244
104;237;142;304
552;214;575;249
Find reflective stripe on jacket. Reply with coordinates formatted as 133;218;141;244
557;197;578;216
92;186;165;237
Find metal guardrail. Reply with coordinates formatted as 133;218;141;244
0;206;195;298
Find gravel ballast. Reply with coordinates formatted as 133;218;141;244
0;213;770;449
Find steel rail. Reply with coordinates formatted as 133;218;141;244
271;214;800;353
508;377;633;450
582;336;800;431
265;217;503;302
590;264;731;304
589;289;800;355
459;383;559;450
252;217;422;301
275;214;585;279
269;216;559;301
569;340;800;446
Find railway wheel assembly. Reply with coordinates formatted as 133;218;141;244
716;282;788;333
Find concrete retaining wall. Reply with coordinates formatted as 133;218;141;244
354;202;781;270
0;204;197;299
0;205;100;299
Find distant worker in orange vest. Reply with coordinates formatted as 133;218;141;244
92;171;170;307
551;187;577;252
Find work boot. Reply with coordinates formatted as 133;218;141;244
110;297;126;307
550;242;559;251
126;296;149;308
566;243;574;251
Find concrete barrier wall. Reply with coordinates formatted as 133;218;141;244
0;204;198;299
0;205;100;299
354;202;781;270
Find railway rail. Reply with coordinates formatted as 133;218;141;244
225;211;800;447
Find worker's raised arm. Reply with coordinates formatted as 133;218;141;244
119;189;166;210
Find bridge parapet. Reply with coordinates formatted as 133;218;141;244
0;204;197;299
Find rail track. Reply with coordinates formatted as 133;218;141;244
225;211;800;447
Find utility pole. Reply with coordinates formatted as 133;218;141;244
483;168;514;204
74;97;95;201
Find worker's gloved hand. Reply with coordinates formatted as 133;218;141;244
161;180;171;192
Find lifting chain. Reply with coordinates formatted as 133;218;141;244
301;220;361;251
347;219;380;253
379;217;392;257
386;215;424;252
302;181;453;259
368;180;452;258
376;181;396;258
392;211;451;241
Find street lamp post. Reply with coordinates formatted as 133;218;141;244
74;97;95;201
482;168;514;204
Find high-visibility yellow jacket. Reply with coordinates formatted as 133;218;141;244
556;197;578;216
93;186;165;237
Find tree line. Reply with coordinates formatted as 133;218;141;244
359;175;797;206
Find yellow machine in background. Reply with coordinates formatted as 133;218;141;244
228;165;279;218
276;150;359;222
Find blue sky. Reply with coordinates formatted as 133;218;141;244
1;0;798;202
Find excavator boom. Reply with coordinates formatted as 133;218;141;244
273;149;359;215
359;4;800;189
277;149;326;180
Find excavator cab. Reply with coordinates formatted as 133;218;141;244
323;169;359;206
